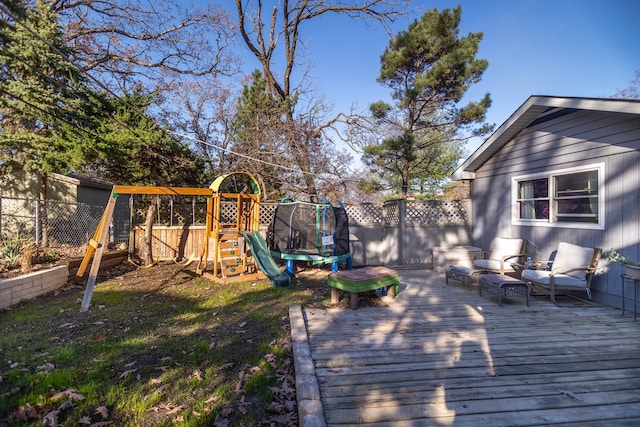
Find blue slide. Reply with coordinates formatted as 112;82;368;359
241;232;291;287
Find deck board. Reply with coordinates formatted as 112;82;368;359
295;269;640;426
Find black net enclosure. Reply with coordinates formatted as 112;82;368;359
268;199;350;258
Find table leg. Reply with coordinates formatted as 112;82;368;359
386;284;395;299
331;287;339;305
350;292;359;310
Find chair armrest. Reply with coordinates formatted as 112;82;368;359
500;253;526;262
499;253;527;271
550;265;590;276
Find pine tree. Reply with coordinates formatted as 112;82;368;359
362;6;493;198
0;0;101;246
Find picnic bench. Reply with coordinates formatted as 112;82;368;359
327;266;399;310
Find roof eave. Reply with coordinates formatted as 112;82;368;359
451;96;640;181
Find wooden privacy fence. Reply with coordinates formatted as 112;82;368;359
131;199;472;267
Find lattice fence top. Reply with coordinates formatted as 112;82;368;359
383;202;400;226
344;203;383;224
404;200;469;225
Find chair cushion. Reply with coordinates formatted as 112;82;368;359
473;258;515;272
522;269;587;288
552;242;594;280
490;237;524;261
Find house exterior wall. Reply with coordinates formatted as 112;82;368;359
470;108;640;308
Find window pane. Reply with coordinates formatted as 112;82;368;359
555;171;598;196
555;170;598;223
518;178;548;199
519;200;549;219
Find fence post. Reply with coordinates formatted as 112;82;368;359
35;198;40;248
398;199;406;265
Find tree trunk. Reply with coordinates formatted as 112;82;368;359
39;173;49;248
144;196;158;265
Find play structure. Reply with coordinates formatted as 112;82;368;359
195;172;290;287
267;197;352;275
77;172;292;311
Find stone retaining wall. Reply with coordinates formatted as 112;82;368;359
0;265;69;310
0;250;128;310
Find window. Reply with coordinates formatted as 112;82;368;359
512;164;604;229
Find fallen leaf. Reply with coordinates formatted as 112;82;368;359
238;321;247;328
58;399;74;411
118;369;137;379
37;362;55;373
189;369;203;381
95;405;109;418
41;409;59;427
284;399;296;411
78;416;91;424
51;388;85;401
124;361;137;368
166;404;188;415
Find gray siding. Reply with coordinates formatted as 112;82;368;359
471;109;640;308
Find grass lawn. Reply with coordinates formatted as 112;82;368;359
0;261;375;426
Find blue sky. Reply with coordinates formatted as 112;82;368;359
219;1;640;156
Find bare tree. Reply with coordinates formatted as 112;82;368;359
162;78;239;177
54;0;239;91
234;0;408;200
612;69;640;100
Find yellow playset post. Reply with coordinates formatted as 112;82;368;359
197;172;265;284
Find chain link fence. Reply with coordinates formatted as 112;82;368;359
0;197;118;253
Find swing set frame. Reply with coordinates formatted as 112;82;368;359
77;172;265;311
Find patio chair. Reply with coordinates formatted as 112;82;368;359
472;237;528;276
521;242;602;303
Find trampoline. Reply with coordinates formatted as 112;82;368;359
267;198;351;275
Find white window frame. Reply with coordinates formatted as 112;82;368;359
512;163;605;230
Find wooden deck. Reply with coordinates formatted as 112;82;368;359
294;269;640;426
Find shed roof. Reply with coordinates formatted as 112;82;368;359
452;96;640;180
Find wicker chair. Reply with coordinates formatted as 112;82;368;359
521;242;602;303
